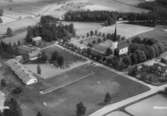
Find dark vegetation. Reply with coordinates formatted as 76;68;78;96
0;41;18;58
64;11;117;25
108;37;164;70
25;15;75;43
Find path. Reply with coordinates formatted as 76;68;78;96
40;71;94;95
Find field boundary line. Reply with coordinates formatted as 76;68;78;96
40;71;94;95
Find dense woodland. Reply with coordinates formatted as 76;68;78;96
25;16;75;43
64;11;117;25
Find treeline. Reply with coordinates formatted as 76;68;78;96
138;0;167;21
64;9;167;26
64;11;116;25
0;41;18;58
107;37;165;70
25;15;75;43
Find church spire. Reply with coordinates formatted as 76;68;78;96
113;21;117;41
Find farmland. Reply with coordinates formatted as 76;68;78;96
99;23;154;38
18;63;149;116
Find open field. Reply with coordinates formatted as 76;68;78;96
137;28;167;50
125;94;167;116
99;23;154;38
0;17;38;35
62;21;102;36
88;0;148;13
20;64;150;116
2;31;26;44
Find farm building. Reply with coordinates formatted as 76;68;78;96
32;36;42;46
0;91;8;112
18;45;41;61
6;59;38;85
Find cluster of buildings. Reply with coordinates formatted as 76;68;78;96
5;36;43;85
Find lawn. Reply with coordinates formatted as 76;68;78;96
99;23;154;39
18;64;149;116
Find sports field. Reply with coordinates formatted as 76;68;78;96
20;64;149;116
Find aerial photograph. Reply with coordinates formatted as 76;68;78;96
0;0;167;116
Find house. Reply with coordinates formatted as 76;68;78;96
18;45;41;61
32;36;42;46
6;59;38;85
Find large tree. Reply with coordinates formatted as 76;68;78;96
76;102;86;116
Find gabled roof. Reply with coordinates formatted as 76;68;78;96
117;40;129;49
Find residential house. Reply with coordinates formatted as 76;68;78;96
18;45;41;61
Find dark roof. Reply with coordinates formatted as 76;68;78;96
117;40;129;49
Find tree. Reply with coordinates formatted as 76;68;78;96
4;98;22;116
105;48;112;56
57;56;64;67
76;102;86;116
104;92;112;104
1;79;6;88
50;51;59;62
0;18;2;23
6;27;13;37
37;112;42;116
25;26;33;43
39;52;47;63
37;64;41;75
0;9;3;16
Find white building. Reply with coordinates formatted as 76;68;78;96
6;59;38;85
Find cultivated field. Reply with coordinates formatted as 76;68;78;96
22;64;149;116
125;94;167;116
106;111;129;116
99;23;154;38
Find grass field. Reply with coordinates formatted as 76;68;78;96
99;23;154;38
62;21;102;36
137;28;167;50
18;64;149;116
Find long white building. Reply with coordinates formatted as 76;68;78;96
6;59;38;85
